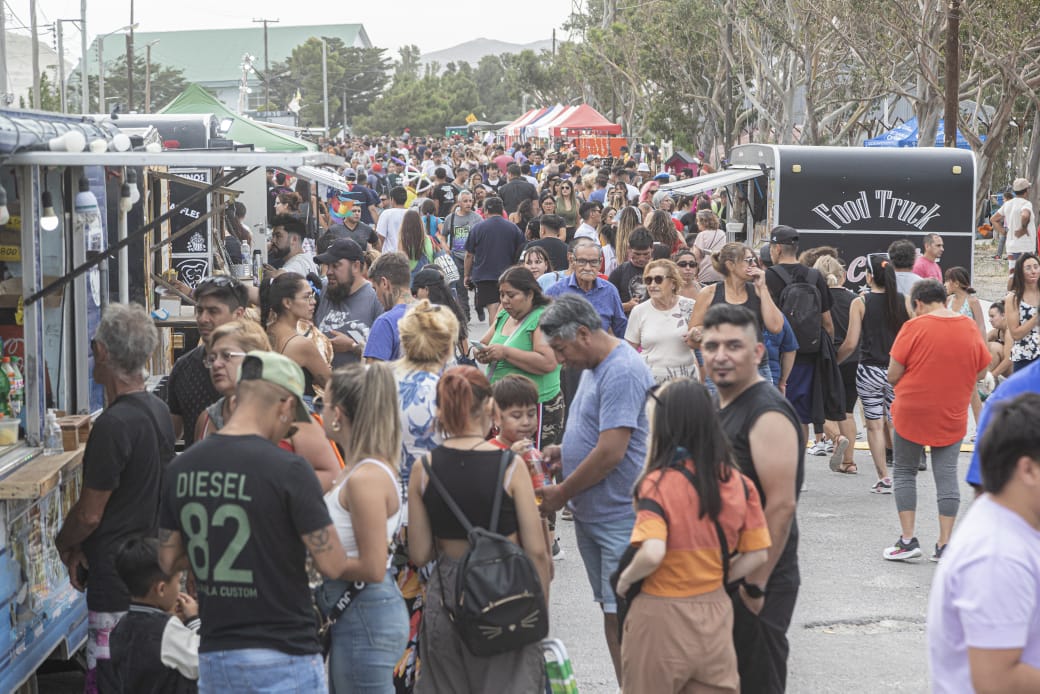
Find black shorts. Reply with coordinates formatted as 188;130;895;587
474;280;500;310
840;361;859;414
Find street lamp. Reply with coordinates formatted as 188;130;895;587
97;23;137;112
144;39;159;113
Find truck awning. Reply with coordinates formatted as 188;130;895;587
659;168;762;196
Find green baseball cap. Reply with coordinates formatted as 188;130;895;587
237;351;311;422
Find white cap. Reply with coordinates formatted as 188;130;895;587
637;162;651;172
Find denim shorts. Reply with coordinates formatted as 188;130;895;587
574;513;635;614
198;648;326;693
317;573;409;694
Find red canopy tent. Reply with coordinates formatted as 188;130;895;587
547;104;622;136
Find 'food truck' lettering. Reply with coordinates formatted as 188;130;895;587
811;190;941;231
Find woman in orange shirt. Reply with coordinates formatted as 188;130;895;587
615;378;770;693
883;280;991;563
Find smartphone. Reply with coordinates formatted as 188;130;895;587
470;341;488;353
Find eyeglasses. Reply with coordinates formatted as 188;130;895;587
204;350;247;368
645;275;668;285
574;257;600;267
297;292;316;301
676;261;697;268
312;395;324;415
743;256;758;266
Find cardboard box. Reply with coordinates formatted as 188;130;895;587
57;415;91;452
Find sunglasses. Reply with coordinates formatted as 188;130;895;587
644;275;668;285
204;350;247;368
646;384;664;406
743;256;759;265
676;261;697;268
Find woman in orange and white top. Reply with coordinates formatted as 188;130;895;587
615;378;771;693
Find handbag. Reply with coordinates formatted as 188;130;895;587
434;250;461;283
313;494;403;657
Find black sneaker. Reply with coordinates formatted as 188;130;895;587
930;543;946;562
552;538;565;560
919;450;927;471
883;536;923;561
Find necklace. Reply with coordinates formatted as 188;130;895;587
443;434;490;451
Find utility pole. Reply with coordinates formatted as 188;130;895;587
943;0;960;148
80;0;88;113
126;0;134;111
29;0;39;108
0;1;8;105
56;22;65;112
252;18;279;114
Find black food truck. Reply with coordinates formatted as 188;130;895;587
662;144;976;288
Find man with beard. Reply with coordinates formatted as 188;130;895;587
266;215;317;278
312;239;383;367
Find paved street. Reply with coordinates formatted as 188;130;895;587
549;440;969;693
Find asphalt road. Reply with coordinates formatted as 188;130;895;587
549;439;969;693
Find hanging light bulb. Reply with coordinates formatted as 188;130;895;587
0;185;10;226
88;138;108;154
44;130;86;153
40;191;59;231
126;168;141;204
119;183;132;212
109;133;131;152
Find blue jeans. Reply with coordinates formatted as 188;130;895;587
317;573;409;694
574;512;635;614
198;648;326;693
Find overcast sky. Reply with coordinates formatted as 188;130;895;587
5;0;576;58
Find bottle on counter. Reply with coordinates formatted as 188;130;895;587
0;357;9;417
43;409;64;455
252;249;264;287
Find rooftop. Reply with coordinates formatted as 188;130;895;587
84;24;371;85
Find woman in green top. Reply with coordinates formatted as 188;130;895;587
555;180;581;231
474;266;564;447
399;209;434;276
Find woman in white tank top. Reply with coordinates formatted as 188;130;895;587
316;363;408;694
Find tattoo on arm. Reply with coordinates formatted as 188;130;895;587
304;526;333;556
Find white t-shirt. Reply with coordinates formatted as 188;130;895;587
624;296;698;381
1000;196;1036;254
377;208;407;254
574;223;598;241
281;252;317;278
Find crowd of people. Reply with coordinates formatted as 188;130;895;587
51;131;1040;693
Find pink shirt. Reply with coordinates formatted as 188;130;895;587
912;255;942;282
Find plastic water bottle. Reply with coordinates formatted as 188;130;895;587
252;250;264;287
43;409;64;455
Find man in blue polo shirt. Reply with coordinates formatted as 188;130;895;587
545;239;627;337
965;360;1040;487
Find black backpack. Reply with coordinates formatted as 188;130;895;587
421;451;548;657
771;264;823;355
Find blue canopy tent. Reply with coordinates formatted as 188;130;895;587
863;117;974;149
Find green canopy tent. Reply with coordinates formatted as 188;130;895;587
161;83;316;152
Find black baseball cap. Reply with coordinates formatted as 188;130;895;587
314;238;364;265
770;225;799;245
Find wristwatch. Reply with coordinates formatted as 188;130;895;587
742;581;766;599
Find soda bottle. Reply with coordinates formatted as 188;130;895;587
0;357;9;417
522;442;548;494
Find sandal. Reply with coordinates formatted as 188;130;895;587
828;436;851;472
836;461;858;474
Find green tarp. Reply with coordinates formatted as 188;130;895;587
161;84;316;152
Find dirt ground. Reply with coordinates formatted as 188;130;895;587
972;237;1011;303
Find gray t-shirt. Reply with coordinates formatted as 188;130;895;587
313;282;384;367
443;210;484;258
560;342;654;522
895;270;922;297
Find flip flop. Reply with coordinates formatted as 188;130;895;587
829;436;851;472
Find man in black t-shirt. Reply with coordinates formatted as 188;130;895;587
166;277;248;446
523;213;570;273
702;303;803;694
158;352;355;691
55;303;176;690
429;166;460;218
498;163;538;215
765;226;835;435
608;227;654;313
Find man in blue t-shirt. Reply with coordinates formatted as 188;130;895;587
362;252;414;362
537;294;654;688
966;359;1040;487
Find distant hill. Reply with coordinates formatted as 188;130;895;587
421;37;554;68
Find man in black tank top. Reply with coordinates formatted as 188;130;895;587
702;304;804;694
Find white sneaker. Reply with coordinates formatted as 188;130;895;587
809;442;829;456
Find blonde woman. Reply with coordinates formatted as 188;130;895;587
614;206;642;265
317;363;409;692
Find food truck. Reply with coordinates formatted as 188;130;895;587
661;144;976;286
0;108;340;691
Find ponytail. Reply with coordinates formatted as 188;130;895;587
436;366;491;436
869;255;908;335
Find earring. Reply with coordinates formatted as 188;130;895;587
331;419;341;432
279;415;289;423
